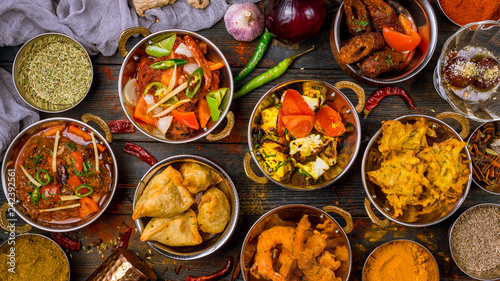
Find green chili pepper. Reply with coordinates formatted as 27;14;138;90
31;186;41;203
233;46;315;100
143;82;167;96
206;88;228;121
186;67;204;98
67;142;76;151
145;34;176;57
75;184;94;198
235;29;274;83
150;59;188;70
36;169;53;185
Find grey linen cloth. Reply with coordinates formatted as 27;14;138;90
0;0;260;56
0;68;39;160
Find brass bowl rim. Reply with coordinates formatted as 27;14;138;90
361;114;473;227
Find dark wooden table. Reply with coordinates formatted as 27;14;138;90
1;1;499;280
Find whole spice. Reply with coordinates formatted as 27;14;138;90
233;46;315;99
450;204;500;279
224;2;264;42
439;0;500;26
363;240;439;281
116;227;133;249
186;256;233;281
234;29;274;82
123;143;157;166
107;119;135;133
363;86;416;118
51;232;81;251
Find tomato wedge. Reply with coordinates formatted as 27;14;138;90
315;105;346;137
276;108;285;136
198;98;211;128
172;110;200;130
282;115;315;139
70;151;84;172
134;96;156;125
281;89;314;116
79;197;99;219
383;27;422;53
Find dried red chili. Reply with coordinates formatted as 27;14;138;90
116;227;132;249
51;232;81;251
107;119;135;133
363;86;416;118
123;143;157;166
186;256;233;281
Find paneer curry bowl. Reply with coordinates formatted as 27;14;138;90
362;115;472;226
247;80;361;190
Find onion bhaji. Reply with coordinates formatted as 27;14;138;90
339;32;385;64
367;118;470;219
344;0;371;34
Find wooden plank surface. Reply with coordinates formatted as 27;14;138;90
1;0;500;280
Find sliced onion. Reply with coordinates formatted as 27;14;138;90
152;107;163;115
175;43;193;58
123;78;138;106
156;116;173;135
144;94;155;106
183;63;199;75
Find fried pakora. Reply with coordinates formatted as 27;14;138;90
359;47;407;78
367;118;470;219
338;32;385;64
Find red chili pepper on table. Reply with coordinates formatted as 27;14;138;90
186;256;233;281
363;86;417;118
123;143;157;166
107;119;135;133
116;227;132;249
51;232;81;251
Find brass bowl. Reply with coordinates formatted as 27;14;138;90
241;204;353;281
362;113;472;227
330;0;438;85
133;155;239;260
118;27;234;144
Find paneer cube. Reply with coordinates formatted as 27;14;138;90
258;140;293;181
295;156;330;180
289;134;327;163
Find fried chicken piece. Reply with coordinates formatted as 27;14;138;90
359;47;407;77
344;0;371;34
339;32;385;64
362;0;398;30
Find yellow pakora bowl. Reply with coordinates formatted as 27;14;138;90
361;113;473;227
241;204;353;281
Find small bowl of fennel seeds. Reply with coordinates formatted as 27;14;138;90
13;33;93;112
449;203;500;280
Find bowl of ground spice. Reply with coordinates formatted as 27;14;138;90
437;0;500;26
0;233;70;281
13;33;93;112
449;203;500;280
362;239;439;281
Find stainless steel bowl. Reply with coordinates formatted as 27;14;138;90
241;204;353;281
0;233;71;280
12;33;93;113
362;114;472;227
1;116;118;232
245;79;363;191
118;27;234;144
436;1;500;27
133;155;239;260
330;0;438;85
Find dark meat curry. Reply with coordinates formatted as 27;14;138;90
15;123;113;225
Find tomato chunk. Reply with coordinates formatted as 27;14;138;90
172;110;200;130
281;89;314;116
70;151;84;172
282;115;315;139
315;105;346;137
40;184;61;203
198;99;211;128
68;175;83;189
134;96;156;125
79;197;99;219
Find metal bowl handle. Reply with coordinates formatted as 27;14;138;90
364;198;390;228
206;111;235;141
335;81;366;113
322;205;354;234
435;111;470;139
243;152;268;184
81;113;113;143
118;27;152;58
0;203;32;233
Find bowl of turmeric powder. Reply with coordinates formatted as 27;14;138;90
362;239;439;281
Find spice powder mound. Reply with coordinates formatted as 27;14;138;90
0;234;69;281
450;204;500;279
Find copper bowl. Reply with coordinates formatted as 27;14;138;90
117;27;234;144
1;115;117;233
241;204;353;281
362;113;472;227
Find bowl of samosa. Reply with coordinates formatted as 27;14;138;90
132;155;239;260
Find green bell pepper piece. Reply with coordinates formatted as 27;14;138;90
150;59;188;70
206;87;228;122
145;34;176;57
186;67;203;98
